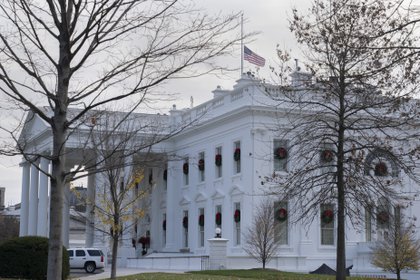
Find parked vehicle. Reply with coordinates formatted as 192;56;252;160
67;248;105;273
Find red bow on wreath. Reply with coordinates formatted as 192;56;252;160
183;163;189;175
321;209;334;224
215;212;222;226
198;214;205;227
276;147;288;159
198;159;205;171
234;209;241;223
276;208;288;222
234;148;241;161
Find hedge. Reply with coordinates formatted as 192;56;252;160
0;236;69;280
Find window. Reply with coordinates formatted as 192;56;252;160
183;210;189;248
198;208;205;247
234;141;241;174
215;205;222;230
76;250;86;257
215;146;222;178
148;168;153;186
120;178;124;192
320;204;335;245
163;167;167;190
234;202;241;245
162;213;166;246
273;140;288;171
198;152;205;182
274;201;288;245
365;206;372;242
67;250;73;257
183;158;189;186
376;197;390;240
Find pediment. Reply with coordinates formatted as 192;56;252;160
179;195;191;206
194;192;207;203
211;189;225;200
18;110;50;146
229;185;244;196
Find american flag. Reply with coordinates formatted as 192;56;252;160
244;46;265;67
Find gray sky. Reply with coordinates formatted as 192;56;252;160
0;0;308;205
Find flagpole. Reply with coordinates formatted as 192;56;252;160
240;12;244;77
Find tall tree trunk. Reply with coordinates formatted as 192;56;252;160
397;269;401;280
47;116;67;280
336;76;346;280
111;234;119;279
47;26;71;279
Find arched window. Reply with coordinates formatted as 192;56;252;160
364;148;398;177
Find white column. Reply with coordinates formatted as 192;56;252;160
19;161;30;236
85;170;95;247
122;157;134;247
62;182;70;248
164;160;177;251
37;157;49;237
28;161;39;235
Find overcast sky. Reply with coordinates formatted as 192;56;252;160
0;0;308;206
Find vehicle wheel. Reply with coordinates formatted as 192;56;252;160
85;262;96;273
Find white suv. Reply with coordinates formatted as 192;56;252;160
67;248;105;273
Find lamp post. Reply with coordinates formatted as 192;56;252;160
215;227;222;238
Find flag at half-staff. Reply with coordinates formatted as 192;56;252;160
244;46;266;67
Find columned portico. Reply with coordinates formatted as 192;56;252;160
28;160;40;235
19;161;30;236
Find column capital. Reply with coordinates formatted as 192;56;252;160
19;160;30;167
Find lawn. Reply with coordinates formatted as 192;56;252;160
106;269;384;280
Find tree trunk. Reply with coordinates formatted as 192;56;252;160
47;26;71;279
47;116;67;280
336;75;347;280
397;269;401;280
111;234;119;279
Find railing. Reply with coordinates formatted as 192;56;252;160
200;256;209;270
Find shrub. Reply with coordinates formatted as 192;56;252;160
0;236;69;280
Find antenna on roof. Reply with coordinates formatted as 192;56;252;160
190;96;194;108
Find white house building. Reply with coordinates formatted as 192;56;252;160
17;72;420;278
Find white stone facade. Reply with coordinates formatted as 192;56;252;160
18;73;420;279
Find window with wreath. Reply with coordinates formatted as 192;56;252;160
215;146;222;178
274;201;288;245
233;141;241;174
182;210;189;248
320;204;335;245
198;208;205;247
233;202;241;245
376;197;390;241
364;148;399;178
365;206;373;242
162;213;166;246
273;139;288;172
183;158;189;186
215;205;222;230
320;145;335;167
198;152;205;182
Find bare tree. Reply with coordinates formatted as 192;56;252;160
82;110;170;279
0;0;244;278
266;1;420;279
371;208;420;280
243;198;280;269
